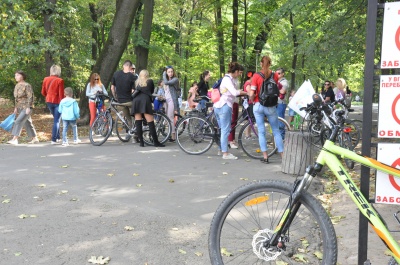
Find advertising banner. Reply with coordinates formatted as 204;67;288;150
381;2;400;69
378;75;400;138
375;143;400;205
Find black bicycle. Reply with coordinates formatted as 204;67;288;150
89;94;172;146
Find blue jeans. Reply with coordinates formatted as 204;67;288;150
47;103;61;142
214;104;232;153
62;120;78;143
253;103;284;153
199;99;207;111
153;99;163;111
277;103;287;140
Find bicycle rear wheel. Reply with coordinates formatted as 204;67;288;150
176;116;214;155
143;112;172;145
89;111;113;146
115;113;131;142
209;180;337;265
343;119;360;148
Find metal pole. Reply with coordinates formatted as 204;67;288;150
359;0;378;264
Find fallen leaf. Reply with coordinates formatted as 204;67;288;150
245;159;251;162
60;190;68;194
14;252;22;256
136;184;142;187
276;261;289;265
330;215;346;225
2;199;11;203
169;179;175;183
107;173;114;177
124;226;134;231
172;228;179;231
194;252;203;257
178;249;186;254
221;247;233;257
133;173;140;176
88;256;111;264
37;184;46;188
60;164;69;168
222;172;228;175
293;253;308;262
240;178;248;181
30;215;37;218
18;214;29;219
314;250;323;260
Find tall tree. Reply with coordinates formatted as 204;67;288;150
215;0;225;77
43;0;57;75
135;0;155;72
231;0;238;62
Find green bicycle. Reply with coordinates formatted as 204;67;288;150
208;95;400;264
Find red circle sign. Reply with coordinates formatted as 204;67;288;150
389;158;400;191
396;26;400;51
392;94;400;125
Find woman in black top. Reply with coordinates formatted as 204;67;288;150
197;70;211;110
131;70;165;147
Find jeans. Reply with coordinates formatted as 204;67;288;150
276;103;287;140
153;99;163;111
253;103;284;153
199;99;207;111
47;103;61;142
214;103;232;153
62;120;78;143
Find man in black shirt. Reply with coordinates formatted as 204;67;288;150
111;60;137;136
323;80;335;103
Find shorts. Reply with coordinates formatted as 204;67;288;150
288;108;295;117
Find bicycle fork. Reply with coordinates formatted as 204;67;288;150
266;165;319;249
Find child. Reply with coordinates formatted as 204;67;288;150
58;87;80;146
187;81;199;109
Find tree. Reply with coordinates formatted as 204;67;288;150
134;0;154;72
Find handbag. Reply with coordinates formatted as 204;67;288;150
0;113;16;132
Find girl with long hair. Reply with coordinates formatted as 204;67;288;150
86;73;108;126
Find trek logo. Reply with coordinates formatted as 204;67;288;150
338;168;376;218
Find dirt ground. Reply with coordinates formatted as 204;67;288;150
1;101;399;264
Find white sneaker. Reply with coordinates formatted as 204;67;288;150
7;139;18;145
229;143;238;149
217;150;222;156
61;142;69;146
73;139;81;144
51;141;58;145
223;153;238;160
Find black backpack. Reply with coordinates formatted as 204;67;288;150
257;71;279;107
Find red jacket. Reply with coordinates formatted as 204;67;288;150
41;76;65;104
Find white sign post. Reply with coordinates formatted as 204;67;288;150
375;143;400;205
380;2;400;69
378;75;400;138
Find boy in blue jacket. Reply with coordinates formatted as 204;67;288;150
58;87;80;146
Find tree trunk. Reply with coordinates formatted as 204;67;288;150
43;0;57;75
91;0;140;88
89;3;98;64
135;0;154;72
248;19;271;73
290;12;297;91
231;0;238;62
78;0;141;125
215;0;225;77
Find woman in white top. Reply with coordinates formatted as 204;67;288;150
86;73;108;126
213;62;248;160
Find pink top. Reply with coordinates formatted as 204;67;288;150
213;74;241;108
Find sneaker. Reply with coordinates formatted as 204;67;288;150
132;137;138;144
28;138;39;144
229;143;238;149
7;139;18;145
73;139;81;144
61;142;69;146
222;153;238;160
217;150;222;156
51;141;58;145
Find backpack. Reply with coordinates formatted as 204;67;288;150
257;71;279;107
211;75;228;103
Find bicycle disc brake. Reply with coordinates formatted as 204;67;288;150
252;229;282;261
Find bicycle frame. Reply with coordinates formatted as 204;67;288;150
318;141;400;263
273;139;400;263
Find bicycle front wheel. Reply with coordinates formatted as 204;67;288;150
209;180;337;265
89;111;113;146
176;116;214;155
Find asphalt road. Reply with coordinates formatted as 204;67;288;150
0;139;292;265
0;103;389;265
